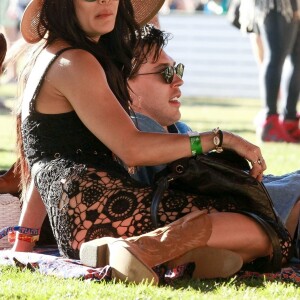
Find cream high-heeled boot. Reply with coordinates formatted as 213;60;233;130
80;210;243;284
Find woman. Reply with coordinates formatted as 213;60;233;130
12;0;291;283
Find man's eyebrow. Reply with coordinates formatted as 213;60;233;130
151;62;176;71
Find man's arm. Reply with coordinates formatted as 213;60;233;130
130;114;191;184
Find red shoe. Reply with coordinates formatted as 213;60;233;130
280;119;300;142
257;115;298;143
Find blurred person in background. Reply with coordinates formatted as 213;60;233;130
0;0;19;82
170;0;196;11
160;0;196;13
240;0;300;143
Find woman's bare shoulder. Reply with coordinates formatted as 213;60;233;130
42;43;101;70
45;47;106;84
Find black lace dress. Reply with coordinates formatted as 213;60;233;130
22;48;292;261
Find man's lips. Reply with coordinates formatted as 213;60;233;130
169;97;181;105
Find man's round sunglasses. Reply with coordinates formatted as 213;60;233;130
136;63;184;84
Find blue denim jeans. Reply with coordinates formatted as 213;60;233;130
264;171;300;224
264;171;300;259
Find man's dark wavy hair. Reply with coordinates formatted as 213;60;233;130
130;24;172;78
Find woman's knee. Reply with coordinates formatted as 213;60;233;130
285;199;300;237
206;212;272;260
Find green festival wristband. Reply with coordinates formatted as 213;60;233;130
188;132;202;156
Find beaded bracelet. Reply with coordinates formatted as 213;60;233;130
8;231;40;244
212;127;223;153
188;132;203;156
0;226;41;246
0;226;40;239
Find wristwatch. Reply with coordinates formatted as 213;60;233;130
212;127;223;153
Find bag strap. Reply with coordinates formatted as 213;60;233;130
151;176;170;228
151;157;192;227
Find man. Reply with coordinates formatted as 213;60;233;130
127;24;300;248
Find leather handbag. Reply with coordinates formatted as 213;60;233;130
151;151;285;272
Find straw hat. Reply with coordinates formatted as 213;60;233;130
20;0;165;44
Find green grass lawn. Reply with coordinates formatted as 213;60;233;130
0;265;300;300
1;85;300;299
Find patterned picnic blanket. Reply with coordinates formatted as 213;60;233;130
1;247;300;284
0;248;112;282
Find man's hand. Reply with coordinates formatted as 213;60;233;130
293;10;300;21
0;33;7;74
0;163;20;195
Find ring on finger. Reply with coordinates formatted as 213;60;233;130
258;157;265;165
252;158;263;165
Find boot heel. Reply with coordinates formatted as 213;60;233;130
79;237;116;268
167;247;243;279
108;240;159;285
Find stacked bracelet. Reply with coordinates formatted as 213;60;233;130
212;127;223;153
8;231;40;244
0;226;40;239
0;226;41;244
188;132;203;156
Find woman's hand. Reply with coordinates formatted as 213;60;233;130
223;131;266;181
0;174;20;194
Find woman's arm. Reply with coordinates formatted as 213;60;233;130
12;180;46;252
35;49;266;180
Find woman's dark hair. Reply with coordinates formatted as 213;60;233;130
16;0;142;194
40;0;141;112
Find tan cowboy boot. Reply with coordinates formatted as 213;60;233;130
80;210;243;284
